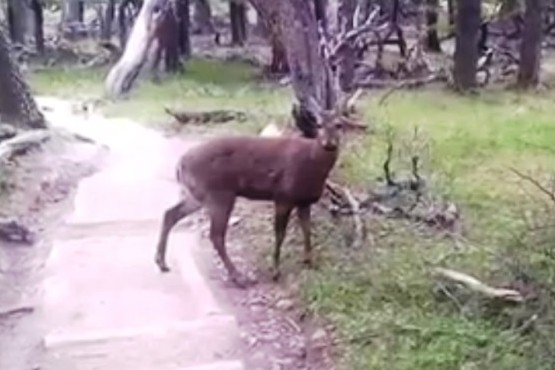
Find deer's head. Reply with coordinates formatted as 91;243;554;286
301;88;362;151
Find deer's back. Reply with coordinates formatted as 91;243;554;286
177;136;337;204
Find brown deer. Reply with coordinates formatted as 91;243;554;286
154;95;360;288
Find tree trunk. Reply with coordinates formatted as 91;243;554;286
0;29;46;129
176;0;192;58
279;0;331;106
64;0;84;23
518;0;543;88
337;0;357;91
453;0;481;91
160;5;181;72
447;0;455;30
101;0;116;41
425;0;441;52
7;0;31;44
230;0;247;46
249;0;289;74
106;0;174;96
192;0;215;34
30;0;45;54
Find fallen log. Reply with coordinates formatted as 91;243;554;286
433;267;524;303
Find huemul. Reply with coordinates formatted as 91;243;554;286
155;99;354;288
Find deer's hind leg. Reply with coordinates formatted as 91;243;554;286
205;193;254;288
155;195;201;273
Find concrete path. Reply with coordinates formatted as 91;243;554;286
37;97;245;370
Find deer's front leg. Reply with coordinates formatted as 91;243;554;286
272;202;293;281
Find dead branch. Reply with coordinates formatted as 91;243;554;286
433;267;524;303
164;106;248;125
0;130;51;162
510;167;555;204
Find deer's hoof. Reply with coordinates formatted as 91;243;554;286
155;257;171;273
271;268;281;282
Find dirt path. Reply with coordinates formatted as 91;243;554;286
1;97;335;370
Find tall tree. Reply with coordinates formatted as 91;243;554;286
30;0;45;54
337;0;357;91
425;0;441;52
0;29;46;129
518;0;544;88
176;0;192;58
230;0;247;45
453;0;481;91
192;0;215;34
7;0;31;44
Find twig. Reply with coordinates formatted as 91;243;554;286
510;167;555;204
433;267;524;303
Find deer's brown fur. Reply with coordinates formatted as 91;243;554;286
154;106;345;288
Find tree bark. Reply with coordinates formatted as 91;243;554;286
192;0;215;34
0;29;46;129
30;0;45;54
176;0;192;58
230;0;248;46
425;0;441;52
453;0;481;91
518;0;543;88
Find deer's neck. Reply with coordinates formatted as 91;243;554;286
312;141;340;172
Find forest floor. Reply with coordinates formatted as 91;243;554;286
2;48;555;369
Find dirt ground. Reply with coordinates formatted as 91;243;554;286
0;129;106;370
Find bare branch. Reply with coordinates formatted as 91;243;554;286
433;267;524;303
510;167;555;204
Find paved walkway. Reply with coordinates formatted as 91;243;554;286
37;97;244;370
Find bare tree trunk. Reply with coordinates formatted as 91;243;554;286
453;0;481;91
176;0;192;58
64;0;84;23
0;29;46;129
518;0;543;88
279;0;330;106
30;0;45;54
249;0;289;74
193;0;215;34
7;0;31;44
425;0;441;52
337;0;357;91
101;0;116;41
447;0;455;30
230;0;247;45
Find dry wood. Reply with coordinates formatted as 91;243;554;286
433;267;524;303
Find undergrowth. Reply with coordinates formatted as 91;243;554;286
30;60;555;370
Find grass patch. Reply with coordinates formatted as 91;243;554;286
30;61;555;369
30;58;291;134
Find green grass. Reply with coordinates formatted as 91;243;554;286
30;60;555;370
